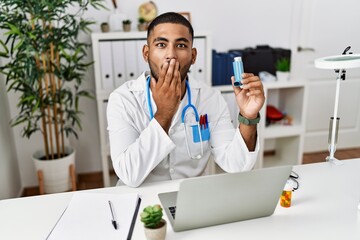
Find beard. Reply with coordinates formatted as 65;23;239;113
148;58;193;82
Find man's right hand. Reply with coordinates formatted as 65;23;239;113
150;58;182;133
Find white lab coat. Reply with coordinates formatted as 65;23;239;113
107;72;259;187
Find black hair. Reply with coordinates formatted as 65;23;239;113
147;12;194;41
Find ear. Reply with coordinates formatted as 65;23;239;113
191;47;197;65
143;44;149;62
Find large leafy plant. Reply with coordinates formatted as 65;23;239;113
0;0;105;160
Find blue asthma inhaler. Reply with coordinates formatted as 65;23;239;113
233;56;244;87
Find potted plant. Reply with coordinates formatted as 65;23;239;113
275;57;291;81
122;19;132;32
0;0;105;194
137;17;148;31
140;204;167;240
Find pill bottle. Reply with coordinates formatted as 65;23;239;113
280;179;293;208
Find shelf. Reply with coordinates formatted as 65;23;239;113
263;80;306;89
262;135;302;167
212;80;306;93
215;80;306;169
264;124;304;138
212;85;233;92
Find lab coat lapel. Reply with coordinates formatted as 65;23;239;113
129;72;154;121
187;75;201;109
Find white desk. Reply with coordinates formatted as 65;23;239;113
1;159;360;240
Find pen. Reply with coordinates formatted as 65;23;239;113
108;200;118;230
204;114;208;129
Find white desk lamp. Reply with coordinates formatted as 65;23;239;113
314;47;360;165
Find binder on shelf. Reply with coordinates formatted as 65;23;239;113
47;192;141;240
99;41;115;90
111;41;127;88
212;50;235;86
226;51;239;85
124;41;139;80
193;37;206;83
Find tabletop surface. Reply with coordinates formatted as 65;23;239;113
1;159;360;240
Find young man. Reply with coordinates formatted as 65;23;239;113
107;12;265;187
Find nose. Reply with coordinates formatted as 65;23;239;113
165;45;177;61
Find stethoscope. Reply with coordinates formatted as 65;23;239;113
146;75;203;160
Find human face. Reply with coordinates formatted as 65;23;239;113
143;23;197;81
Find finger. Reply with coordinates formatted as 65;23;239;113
241;76;263;89
241;74;259;84
231;76;242;94
170;61;181;88
242;72;255;78
164;59;176;84
150;76;157;91
158;61;170;87
245;89;264;97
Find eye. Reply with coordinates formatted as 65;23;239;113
177;43;187;48
156;43;166;48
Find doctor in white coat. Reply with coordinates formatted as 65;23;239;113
107;12;265;187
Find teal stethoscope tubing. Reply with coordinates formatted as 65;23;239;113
146;76;203;159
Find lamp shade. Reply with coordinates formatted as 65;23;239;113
315;54;360;69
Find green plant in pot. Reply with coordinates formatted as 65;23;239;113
122;19;132;32
138;17;147;31
275;57;291;72
140;205;167;240
275;57;291;81
0;0;105;194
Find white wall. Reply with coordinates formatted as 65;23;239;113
1;0;298;188
3;0;360;189
99;0;295;50
0;61;21;199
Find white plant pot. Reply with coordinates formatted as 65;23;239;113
33;146;75;194
144;219;167;240
276;71;290;81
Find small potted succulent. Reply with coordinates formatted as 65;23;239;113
275;57;291;81
140;204;167;240
137;17;148;31
122;19;132;32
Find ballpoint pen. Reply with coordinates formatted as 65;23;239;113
108;200;118;230
199;115;203;129
204;114;208;129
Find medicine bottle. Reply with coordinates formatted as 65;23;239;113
280;179;293;208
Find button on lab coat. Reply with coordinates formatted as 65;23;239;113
107;72;259;187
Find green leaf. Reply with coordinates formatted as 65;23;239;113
0;0;102;149
0;40;9;57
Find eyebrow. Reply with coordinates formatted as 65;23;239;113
152;37;190;44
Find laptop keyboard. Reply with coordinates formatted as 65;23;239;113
168;206;176;219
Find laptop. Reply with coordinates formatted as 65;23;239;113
158;165;292;232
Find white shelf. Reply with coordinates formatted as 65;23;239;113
264;124;303;138
259;80;307;168
216;80;307;168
